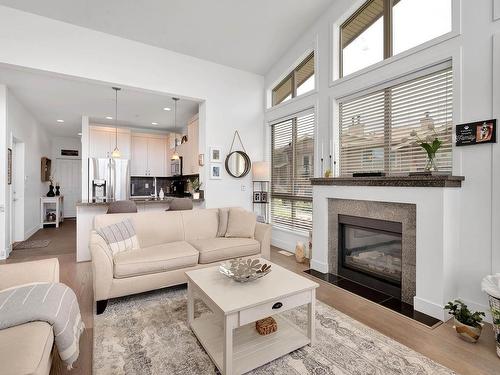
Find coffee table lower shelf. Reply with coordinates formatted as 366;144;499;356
190;314;310;375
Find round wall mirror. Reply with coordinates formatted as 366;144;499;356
225;151;251;178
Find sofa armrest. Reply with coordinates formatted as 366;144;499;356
90;231;114;301
0;258;59;291
255;222;272;260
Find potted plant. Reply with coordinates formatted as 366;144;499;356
405;113;448;172
191;178;202;200
445;299;485;343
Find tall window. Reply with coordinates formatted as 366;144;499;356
271;110;314;233
340;0;452;77
339;65;453;175
272;53;315;106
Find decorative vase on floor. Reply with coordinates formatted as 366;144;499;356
47;184;55;197
295;241;306;263
453;318;482;343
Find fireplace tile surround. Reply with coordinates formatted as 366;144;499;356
328;198;416;304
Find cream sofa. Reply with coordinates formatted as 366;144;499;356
0;258;60;375
90;208;271;314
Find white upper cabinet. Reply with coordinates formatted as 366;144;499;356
130;136;149;175
147;137;166;176
131;134;168;177
89;126;131;159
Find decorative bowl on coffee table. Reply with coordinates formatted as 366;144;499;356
219;258;271;282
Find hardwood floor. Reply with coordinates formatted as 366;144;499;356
3;221;499;375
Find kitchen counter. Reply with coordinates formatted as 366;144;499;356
76;196;204;207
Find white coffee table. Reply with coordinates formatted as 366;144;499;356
185;260;318;375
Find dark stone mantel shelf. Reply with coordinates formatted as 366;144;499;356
310;175;465;188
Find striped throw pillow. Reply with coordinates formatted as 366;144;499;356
96;219;140;257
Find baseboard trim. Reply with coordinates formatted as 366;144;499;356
271;238;295;253
414;297;446;321
310;259;329;273
24;225;39;240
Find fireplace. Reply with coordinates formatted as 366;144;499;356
338;215;402;299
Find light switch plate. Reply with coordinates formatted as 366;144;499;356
145;183;149;188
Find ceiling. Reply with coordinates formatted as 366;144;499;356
0;65;200;137
0;0;335;74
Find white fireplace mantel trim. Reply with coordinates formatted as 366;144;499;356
312;184;461;321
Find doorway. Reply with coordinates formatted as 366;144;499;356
55;158;82;218
11;138;25;248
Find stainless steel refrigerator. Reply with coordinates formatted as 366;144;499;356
88;158;130;201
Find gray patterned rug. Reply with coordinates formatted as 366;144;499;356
94;286;454;374
13;239;51;250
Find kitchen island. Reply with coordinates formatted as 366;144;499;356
76;197;205;262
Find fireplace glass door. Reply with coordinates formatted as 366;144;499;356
341;224;402;285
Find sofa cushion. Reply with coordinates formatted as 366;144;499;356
96;218;140;257
225;208;257;239
181;209;219;241
190;238;260;264
95;211;184;248
113;241;199;278
0;321;53;375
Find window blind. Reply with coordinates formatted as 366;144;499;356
271;110;315;233
339;66;453;175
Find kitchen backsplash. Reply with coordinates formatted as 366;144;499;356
130;176;155;196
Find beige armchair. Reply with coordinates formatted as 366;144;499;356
0;258;60;375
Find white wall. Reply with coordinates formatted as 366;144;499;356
0;88;51;256
0;6;264;213
264;0;500;315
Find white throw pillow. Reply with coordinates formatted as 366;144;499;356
217;208;230;237
225;208;257;239
96;218;140;257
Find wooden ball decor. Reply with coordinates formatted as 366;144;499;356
255;317;277;335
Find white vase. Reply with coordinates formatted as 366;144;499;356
159;188;165;200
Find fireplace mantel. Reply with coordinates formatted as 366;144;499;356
311;175;465;188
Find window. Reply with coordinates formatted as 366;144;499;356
339;66;452;175
272;53;315;106
340;0;452;77
271;110;314;233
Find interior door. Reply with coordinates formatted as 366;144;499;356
147;138;166;176
56;159;82;218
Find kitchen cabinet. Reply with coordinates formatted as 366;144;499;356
166;117;199;176
89;127;131;159
131;134;168;176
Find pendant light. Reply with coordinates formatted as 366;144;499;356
171;97;180;161
111;87;122;159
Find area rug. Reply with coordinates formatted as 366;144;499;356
93;286;455;375
13;239;50;250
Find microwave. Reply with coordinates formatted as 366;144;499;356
171;156;183;176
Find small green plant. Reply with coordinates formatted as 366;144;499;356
445;300;485;328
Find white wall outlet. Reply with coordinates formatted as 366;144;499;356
145;183;149;188
241;185;246;191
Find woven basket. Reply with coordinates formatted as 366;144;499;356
256;317;277;335
488;295;500;358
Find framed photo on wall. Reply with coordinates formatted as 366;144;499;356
210;147;222;162
210;163;222;179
